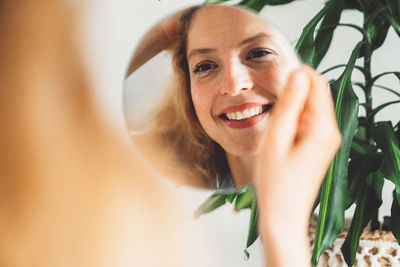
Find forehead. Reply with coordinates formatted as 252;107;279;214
187;5;279;50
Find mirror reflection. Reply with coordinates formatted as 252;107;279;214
124;4;300;189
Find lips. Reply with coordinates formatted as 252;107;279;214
218;103;273;129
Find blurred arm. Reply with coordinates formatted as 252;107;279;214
125;10;182;77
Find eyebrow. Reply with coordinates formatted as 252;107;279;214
187;32;271;61
239;32;271;46
187;48;217;61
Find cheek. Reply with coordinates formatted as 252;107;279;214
190;83;214;125
253;61;290;95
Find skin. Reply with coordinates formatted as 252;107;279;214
186;6;300;186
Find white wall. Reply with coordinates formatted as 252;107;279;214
123;1;400;266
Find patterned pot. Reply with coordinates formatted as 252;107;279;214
308;216;400;266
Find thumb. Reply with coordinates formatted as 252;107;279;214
267;68;310;154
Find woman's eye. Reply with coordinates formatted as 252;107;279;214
246;49;272;60
193;62;218;74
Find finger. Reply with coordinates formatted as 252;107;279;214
266;68;310;154
295;69;331;141
294;68;341;165
306;68;336;122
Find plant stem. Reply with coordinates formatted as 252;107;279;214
363;48;373;135
362;14;380;231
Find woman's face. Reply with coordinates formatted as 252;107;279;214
186;5;299;157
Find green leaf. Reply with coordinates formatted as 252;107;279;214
295;5;328;66
383;12;400;37
194;193;227;218
396;124;400;141
341;171;384;266
343;0;363;11
234;186;254;211
226;192;237;204
364;5;388;28
237;0;266;12
384;0;400;36
244;189;259;259
350;136;376;158
366;18;390;53
312;0;343;68
263;0;296;5
385;0;400;23
355;121;368;141
346;153;382;209
244;250;250;261
372;121;400;200
391;190;400;243
312;42;361;266
354;0;373;14
351;1;391;57
346;157;363;208
238;0;295;12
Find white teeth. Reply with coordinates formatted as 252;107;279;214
249;108;255;116
225;106;265;121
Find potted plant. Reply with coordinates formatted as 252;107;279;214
195;0;400;266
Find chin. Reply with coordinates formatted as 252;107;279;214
223;140;261;158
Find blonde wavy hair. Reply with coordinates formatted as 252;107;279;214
149;5;230;188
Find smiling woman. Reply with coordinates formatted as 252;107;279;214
185;6;300;187
127;4;300;189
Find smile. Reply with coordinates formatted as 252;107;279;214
218;103;273;129
219;104;273;121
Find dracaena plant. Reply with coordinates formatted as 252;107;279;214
195;0;400;266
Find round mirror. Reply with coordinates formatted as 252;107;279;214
124;4;300;189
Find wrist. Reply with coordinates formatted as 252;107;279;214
258;212;311;267
257;199;310;232
261;226;311;267
259;212;309;242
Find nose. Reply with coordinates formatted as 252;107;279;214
221;57;254;96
